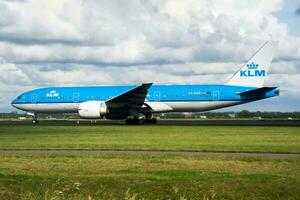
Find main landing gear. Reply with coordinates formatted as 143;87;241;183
125;115;157;125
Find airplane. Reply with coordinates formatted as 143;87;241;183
11;42;279;124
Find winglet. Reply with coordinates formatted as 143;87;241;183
141;83;153;90
226;41;275;87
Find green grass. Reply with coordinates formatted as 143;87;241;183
0;126;299;152
0;154;299;200
0;126;299;199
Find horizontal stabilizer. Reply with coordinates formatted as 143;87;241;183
238;87;277;96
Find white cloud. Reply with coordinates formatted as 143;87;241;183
0;0;299;111
1;0;298;64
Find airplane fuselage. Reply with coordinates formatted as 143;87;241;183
11;84;279;119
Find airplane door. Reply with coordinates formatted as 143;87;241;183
212;91;220;101
73;93;80;103
154;91;160;101
31;94;37;103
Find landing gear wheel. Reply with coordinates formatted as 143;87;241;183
125;118;145;125
150;118;157;124
145;117;157;124
125;118;132;125
138;118;145;125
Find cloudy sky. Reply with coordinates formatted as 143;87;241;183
0;0;299;112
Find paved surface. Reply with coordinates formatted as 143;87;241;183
1;119;300;126
0;149;299;157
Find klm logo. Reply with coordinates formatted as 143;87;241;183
240;62;265;77
46;90;59;97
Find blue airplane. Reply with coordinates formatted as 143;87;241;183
12;42;279;124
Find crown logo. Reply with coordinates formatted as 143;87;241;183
46;90;59;97
246;62;259;69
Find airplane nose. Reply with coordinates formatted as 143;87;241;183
11;101;16;107
11;98;18;108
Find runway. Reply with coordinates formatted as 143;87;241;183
1;119;300;126
0;149;299;157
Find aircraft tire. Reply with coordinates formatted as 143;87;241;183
145;118;157;124
125;118;145;125
150;118;157;124
137;118;145;125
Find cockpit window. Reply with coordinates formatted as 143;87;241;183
17;95;22;99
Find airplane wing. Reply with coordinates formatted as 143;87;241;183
106;83;152;109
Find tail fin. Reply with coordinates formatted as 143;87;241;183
226;41;274;87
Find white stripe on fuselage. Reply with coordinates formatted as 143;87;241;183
12;101;246;113
159;101;245;112
12;103;79;113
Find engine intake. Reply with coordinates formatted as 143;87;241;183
78;101;107;119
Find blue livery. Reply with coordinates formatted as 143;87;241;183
12;85;278;104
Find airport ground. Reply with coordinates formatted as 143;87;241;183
0;120;299;199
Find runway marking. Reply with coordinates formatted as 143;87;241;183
0;149;299;157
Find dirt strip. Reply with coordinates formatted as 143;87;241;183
0;149;299;157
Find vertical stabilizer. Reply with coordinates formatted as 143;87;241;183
226;42;274;87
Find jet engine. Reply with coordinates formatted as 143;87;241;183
78;101;107;119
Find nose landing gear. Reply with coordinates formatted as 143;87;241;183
27;112;38;124
32;117;38;124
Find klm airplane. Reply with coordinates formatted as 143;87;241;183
12;42;279;124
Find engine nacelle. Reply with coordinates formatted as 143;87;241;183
78;101;107;119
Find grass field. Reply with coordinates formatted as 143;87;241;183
0;125;299;199
0;154;299;200
0;126;299;152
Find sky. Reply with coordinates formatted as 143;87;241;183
0;0;299;112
